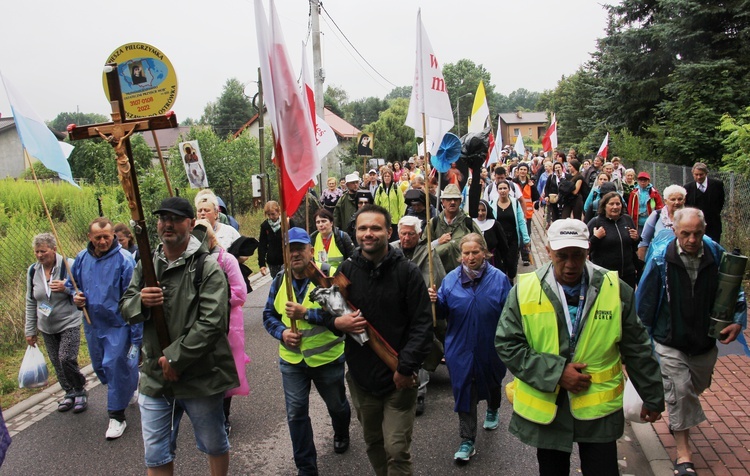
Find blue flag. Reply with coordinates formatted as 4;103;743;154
1;72;78;187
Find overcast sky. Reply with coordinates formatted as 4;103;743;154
1;0;612;124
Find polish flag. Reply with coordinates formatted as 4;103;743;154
541;113;557;153
597;132;609;159
255;0;320;216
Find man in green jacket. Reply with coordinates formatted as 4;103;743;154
496;219;664;476
333;173;360;233
121;197;238;476
425;183;483;273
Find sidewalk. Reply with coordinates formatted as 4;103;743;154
530;208;750;476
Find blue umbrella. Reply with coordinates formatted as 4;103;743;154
432;133;461;173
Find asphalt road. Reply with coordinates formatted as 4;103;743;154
1;274;652;475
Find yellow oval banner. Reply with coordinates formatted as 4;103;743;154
103;42;178;119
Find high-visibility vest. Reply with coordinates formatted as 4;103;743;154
313;232;344;275
520;181;534;219
511;270;624;424
273;275;344;367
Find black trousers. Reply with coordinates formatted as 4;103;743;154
537;441;618;476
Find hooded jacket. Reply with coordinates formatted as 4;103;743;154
329;246;433;396
120;236;238;398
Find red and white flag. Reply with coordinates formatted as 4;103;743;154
300;44;338;160
597;132;609;159
405;9;454;154
541;113;557;152
255;0;320;216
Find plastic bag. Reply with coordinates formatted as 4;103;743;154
623;378;644;423
18;345;49;389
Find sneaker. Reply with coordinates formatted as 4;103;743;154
129;390;139;406
415;396;425;416
523;260;531;266
483;409;499;430
72;393;88;413
106;418;127;440
333;435;350;454
454;440;476;462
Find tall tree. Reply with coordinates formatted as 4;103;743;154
202;78;254;137
344;96;389;129
48;112;108;133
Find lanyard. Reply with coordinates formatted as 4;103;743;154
558;273;587;353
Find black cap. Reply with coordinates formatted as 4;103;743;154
153;197;195;219
404;189;425;205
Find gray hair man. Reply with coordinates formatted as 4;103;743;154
636;207;746;475
392;215;447;416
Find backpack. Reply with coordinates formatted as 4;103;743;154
430;215;475;238
192;251;233;333
28;260;68;298
558;178;576;203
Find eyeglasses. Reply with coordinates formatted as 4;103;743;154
157;214;188;223
443;198;461;203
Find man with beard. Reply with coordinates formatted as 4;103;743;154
121;197;238;476
327;205;432;475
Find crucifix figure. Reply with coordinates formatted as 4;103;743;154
67;63;178;350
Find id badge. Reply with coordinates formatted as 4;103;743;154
39;302;53;317
318;250;328;263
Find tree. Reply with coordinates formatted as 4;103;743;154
344;96;389;129
324;85;348;118
202;78;254;137
507;89;541;112
366;98;418;164
719;107;750;176
385;86;412;100
442;59;495;134
48;112;108;133
66;133;153;185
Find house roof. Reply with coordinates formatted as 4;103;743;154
140;125;192;150
233;108;359;139
498;111;548;125
0;117;66;139
324;109;360;138
0;117;16;134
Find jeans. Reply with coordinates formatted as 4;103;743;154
280;359;350;476
347;372;417;476
138;392;229;468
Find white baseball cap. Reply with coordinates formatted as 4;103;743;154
345;173;359;183
547;219;590;250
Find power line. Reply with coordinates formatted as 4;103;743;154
318;2;399;89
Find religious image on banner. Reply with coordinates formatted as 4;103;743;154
357;132;373;157
179;140;208;188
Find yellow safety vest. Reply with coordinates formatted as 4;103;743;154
313;232;344;275
273;275;344;367
512;270;623;424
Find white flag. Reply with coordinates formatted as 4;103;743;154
404;9;454;154
514;131;525;157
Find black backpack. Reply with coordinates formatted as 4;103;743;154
558;178;576;203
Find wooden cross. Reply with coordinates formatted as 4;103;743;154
67;63;178;351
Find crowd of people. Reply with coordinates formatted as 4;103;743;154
18;151;745;476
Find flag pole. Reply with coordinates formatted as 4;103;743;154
24;150;91;325
273;141;298;334
420;114;437;327
151;130;174;197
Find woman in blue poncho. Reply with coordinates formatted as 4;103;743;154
428;233;512;463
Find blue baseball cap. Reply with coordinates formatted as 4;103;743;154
288;227;311;245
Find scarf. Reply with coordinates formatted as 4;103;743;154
660;208;675;229
268;217;281;233
460;260;487;287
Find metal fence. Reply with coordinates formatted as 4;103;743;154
632;160;750;254
0;193;132;353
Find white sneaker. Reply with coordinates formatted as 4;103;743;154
105;418;127;440
129;390;139;406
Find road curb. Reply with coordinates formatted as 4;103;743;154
4;364;96;420
630;421;674;475
5;271;270;423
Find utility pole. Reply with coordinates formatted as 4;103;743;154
311;0;327;188
257;67;267;203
